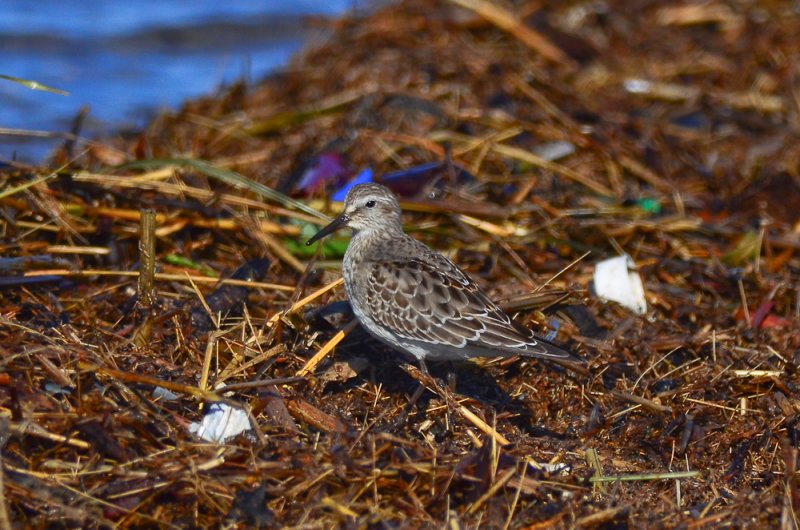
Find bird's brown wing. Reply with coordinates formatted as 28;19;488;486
363;255;576;361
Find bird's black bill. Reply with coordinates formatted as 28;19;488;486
306;214;348;246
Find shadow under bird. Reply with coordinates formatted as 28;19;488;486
306;182;583;374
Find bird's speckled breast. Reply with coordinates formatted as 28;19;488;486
342;231;425;358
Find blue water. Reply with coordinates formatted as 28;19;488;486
0;1;355;163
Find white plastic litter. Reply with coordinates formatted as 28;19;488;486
593;254;647;315
527;460;571;474
533;141;575;161
189;402;251;443
152;386;178;401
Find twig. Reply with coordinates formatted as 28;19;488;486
738;277;751;327
297;319;359;376
633;347;681;391
223;377;305;391
137;209;157;308
467;466;516;514
7;421;90;450
684;397;764;414
269;277;345;325
589;470;700;483
535;250;591;293
445;0;572;66
23;269;295;291
611;389;673;413
503;459;527;530
199;330;221;393
84;363;225;403
585;448;606;493
573;507;628;527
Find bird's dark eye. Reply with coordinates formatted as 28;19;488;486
365;200;376;208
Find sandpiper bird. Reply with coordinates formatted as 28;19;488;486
306;183;581;374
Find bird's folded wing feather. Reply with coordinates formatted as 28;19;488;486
364;256;574;360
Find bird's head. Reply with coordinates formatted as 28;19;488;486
306;183;402;245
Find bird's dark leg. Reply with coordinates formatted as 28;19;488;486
446;370;457;393
404;359;430;414
391;365;427;428
405;385;426;412
390;387;424;430
418;359;429;376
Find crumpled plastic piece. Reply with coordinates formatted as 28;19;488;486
593;254;647;315
296;152;351;195
331;167;374;201
189;402;252;443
